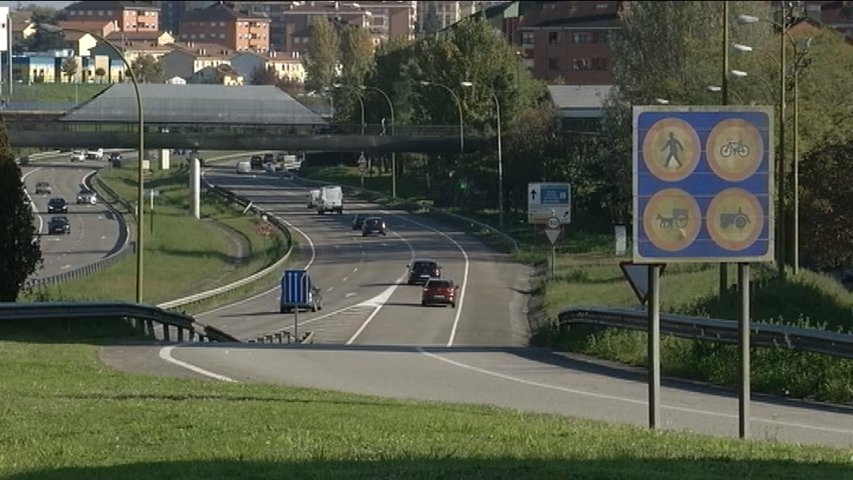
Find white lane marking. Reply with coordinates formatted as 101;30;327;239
417;348;853;435
385;214;470;347
353;267;358;273
342;276;348;283
21;167;44;233
345;230;415;344
345;292;356;298
159;346;237;383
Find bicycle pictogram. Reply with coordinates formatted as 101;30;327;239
719;138;750;158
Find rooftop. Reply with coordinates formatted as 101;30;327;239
60;84;326;125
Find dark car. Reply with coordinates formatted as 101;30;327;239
47;216;71;235
362;217;387;236
47;197;68;213
352;214;367;230
421;278;458;308
263;153;275;164
407;259;441;285
250;155;263;170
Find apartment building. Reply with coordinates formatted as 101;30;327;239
65;1;161;32
178;2;271;53
417;0;507;33
518;1;621;85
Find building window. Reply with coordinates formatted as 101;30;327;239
593;58;608;70
592;31;609;43
220;22;225;27
548;58;559;70
548;32;558;44
572;58;591;70
521;32;534;45
572;32;591;44
220;33;225;39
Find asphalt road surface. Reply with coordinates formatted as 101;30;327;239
100;162;853;449
22;153;125;282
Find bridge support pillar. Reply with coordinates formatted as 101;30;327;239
159;149;171;170
191;157;201;219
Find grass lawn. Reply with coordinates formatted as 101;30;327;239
0;323;849;480
9;83;109;105
23;154;288;305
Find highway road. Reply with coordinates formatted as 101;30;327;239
100;162;853;449
22;153;125;283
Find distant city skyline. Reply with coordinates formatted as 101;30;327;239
0;1;73;9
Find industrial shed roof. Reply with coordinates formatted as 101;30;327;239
60;84;326;125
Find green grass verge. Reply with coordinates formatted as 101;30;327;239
9;83;109;105
23;158;289;305
299;165;853;404
0;330;849;479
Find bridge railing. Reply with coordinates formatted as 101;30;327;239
558;306;853;359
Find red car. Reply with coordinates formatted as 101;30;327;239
421;278;458;308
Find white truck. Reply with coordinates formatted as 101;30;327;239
307;189;321;209
317;185;343;214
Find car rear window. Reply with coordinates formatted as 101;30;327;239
413;262;437;272
428;280;452;288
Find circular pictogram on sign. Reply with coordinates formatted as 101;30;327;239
642;188;702;252
641;118;701;182
546;216;561;229
705;188;764;251
706;119;765;182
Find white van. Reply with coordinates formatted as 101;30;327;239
317;185;343;214
307;189;321;208
236;160;252;173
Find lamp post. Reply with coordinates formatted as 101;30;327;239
420;80;464;153
461;81;503;229
361;85;396;198
735;11;810;277
41;23;146;303
332;83;365;135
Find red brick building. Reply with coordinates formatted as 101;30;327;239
179;2;271;53
518;1;622;85
65;1;161;32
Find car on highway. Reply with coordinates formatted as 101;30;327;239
236;160;252;173
47;216;71;235
250;155;263;170
352;214;367;230
85;148;104;160
69;150;85;162
407;259;442;285
76;188;98;205
421;278;458;308
361;216;387;237
35;181;51;195
47;197;68;213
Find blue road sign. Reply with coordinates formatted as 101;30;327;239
633;106;774;263
282;269;308;304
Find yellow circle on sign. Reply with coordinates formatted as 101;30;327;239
705;188;764;251
706;119;764;181
641;118;701;182
642;188;701;252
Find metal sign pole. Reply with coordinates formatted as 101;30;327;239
293;307;298;343
647;264;661;429
551;245;556;278
739;262;751;438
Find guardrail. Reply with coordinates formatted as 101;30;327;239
558;306;853;359
0;301;239;342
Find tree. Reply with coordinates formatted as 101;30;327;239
303;17;340;93
339;25;374;86
799;142;853;269
250;64;278;85
95;67;106;83
0;121;42;301
22;6;67;52
131;54;164;83
421;2;442;36
60;56;77;83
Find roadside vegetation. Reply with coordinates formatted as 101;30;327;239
0;322;850;480
23;153;289;306
8;83;108;106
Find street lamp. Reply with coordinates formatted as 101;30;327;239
735;11;810;276
332;83;365;135
40;23;146;303
460;81;504;229
420;80;465;153
361;85;396;198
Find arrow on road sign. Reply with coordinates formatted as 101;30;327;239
530;189;537;201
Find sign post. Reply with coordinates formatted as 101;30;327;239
634;105;773;437
283;269;309;342
544;215;561;277
147;189;159;234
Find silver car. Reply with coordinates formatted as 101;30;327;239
76;189;98;205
